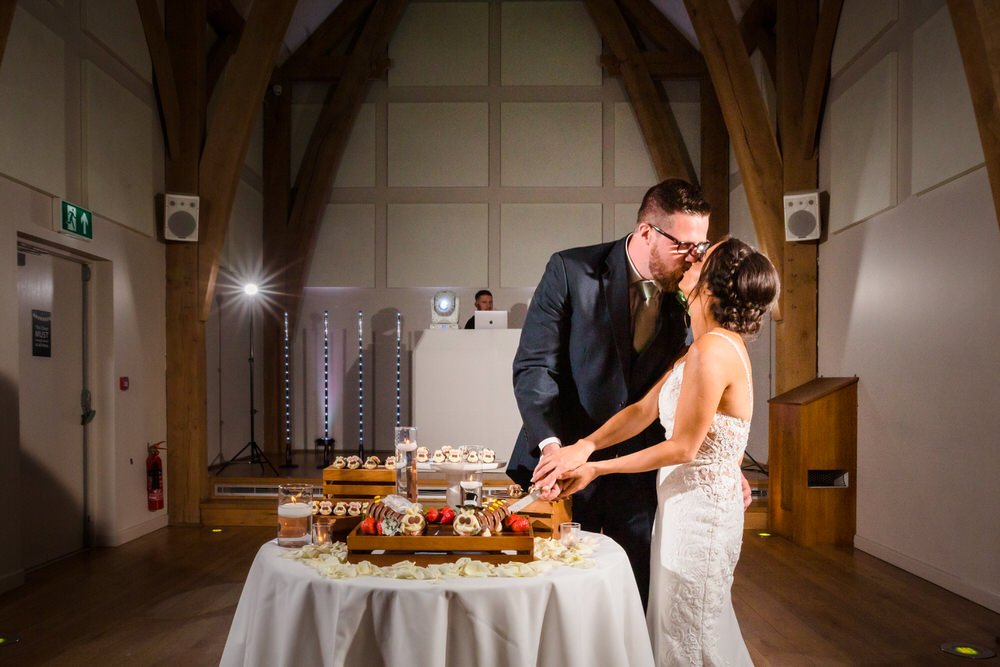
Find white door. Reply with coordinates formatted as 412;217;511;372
17;247;88;568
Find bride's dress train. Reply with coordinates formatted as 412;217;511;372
647;332;753;666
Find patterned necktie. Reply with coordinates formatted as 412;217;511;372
633;280;661;352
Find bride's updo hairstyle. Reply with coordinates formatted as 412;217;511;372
696;238;779;339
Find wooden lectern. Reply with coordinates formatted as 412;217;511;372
768;377;859;546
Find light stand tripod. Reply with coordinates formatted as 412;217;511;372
218;287;278;476
208;295;227;470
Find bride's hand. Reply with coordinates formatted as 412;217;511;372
558;463;598;497
531;440;596;490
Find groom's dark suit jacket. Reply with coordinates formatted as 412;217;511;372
508;237;688;601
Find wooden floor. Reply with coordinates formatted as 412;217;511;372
0;527;996;666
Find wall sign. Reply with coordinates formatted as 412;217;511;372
32;310;51;357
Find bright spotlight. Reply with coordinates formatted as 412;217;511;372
243;283;259;296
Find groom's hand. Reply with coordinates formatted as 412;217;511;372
741;474;752;511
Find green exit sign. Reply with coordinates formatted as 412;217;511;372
55;200;93;241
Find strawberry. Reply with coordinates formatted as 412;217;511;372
510;517;530;533
438;507;456;525
425;508;440;523
359;517;376;535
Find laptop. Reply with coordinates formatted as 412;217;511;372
474;310;508;329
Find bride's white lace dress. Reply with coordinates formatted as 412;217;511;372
648;332;754;666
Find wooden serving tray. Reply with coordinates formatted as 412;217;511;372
346;523;534;566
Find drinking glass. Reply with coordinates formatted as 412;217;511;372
277;483;313;547
394;427;419;502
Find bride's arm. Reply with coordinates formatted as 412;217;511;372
531;362;677;489
560;344;729;493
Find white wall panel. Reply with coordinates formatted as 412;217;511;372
911;6;983;195
83;0;152;81
500;203;602;288
831;0;897;74
308;204;376;287
388;103;489;187
614;104;657;187
387;204;488;287
0;9;66;197
614;203;640;239
829;53;897;233
334;103;377;188
501;1;601;86
501;102;602;186
84;62;156;236
389;2;488;86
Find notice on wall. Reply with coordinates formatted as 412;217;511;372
32;310;51;357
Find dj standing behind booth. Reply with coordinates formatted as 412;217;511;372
463;289;494;329
508;179;710;608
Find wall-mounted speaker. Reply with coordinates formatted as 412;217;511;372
783;190;821;241
163;193;199;242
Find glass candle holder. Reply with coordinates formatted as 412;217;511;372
311;518;332;546
559;521;581;548
277;483;313;547
394;426;419;502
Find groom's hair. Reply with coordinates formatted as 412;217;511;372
637;178;711;227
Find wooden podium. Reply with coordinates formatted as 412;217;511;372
768;377;858;546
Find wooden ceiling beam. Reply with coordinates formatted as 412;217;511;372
281;53;391;82
206;0;245;37
948;0;1000;231
739;0;776;54
281;0;377;76
206;31;241;101
279;0;408;333
700;75;730;239
586;0;696;182
197;0;297;321
136;0;182;159
0;0;16;73
602;51;706;78
798;0;843;159
618;0;699;61
683;0;785;302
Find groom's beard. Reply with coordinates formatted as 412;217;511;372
649;243;687;293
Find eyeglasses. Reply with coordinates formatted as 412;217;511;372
648;224;711;261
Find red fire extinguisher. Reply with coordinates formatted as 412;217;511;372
147;441;166;511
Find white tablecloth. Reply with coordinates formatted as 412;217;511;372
221;533;654;667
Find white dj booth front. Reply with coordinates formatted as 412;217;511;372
412;328;522;463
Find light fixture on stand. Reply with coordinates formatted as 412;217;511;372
217;283;278;476
430;290;459;329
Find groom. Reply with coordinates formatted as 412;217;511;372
508;178;711;606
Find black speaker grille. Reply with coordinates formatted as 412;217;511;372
788;210;817;238
167;211;197;239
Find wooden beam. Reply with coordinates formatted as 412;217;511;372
136;0;182;159
683;0;785;284
261;81;292;460
948;0;1000;231
281;0;376;75
739;0;776;54
163;0;207;526
586;0;696;182
618;0;699;60
700;76;730;240
206;31;240;101
798;0;843;158
281;53;392;82
602;51;706;78
206;0;245;36
197;0;297;322
776;0;818;393
0;0;16;73
280;0;408;334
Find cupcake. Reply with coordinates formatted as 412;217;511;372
384;455;397;470
333;501;348;516
332;456;346;469
415;446;430;463
363;455;380;470
319;500;334;516
431;449;445;464
482;448;496;464
346;455;362;470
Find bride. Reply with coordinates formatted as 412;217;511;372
533;237;779;666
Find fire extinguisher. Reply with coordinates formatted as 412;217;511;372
147;441;166;511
